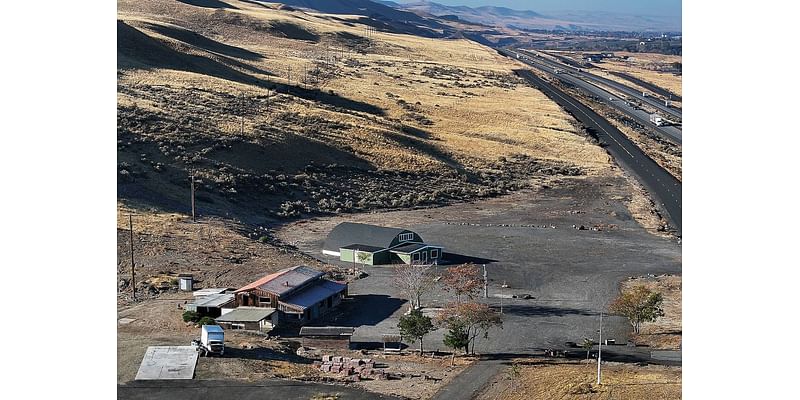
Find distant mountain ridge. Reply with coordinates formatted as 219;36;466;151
385;0;680;32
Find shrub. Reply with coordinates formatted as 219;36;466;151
197;316;217;326
182;310;199;322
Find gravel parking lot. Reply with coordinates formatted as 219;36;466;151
278;176;681;354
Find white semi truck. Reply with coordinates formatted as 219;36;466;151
650;114;665;126
192;325;225;356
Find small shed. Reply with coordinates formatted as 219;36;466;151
215;307;277;332
299;326;355;350
178;274;193;292
185;293;235;317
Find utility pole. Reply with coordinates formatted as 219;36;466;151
483;264;488;298
190;172;196;222
597;312;603;385
129;214;137;302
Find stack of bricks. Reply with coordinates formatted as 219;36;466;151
317;355;380;380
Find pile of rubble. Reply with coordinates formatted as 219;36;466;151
314;355;388;381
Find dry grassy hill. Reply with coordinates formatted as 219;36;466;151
118;0;614;223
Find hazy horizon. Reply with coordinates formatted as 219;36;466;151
396;0;682;18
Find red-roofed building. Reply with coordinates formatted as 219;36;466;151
234;266;347;324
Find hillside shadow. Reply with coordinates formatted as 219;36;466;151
383;129;463;171
143;22;263;60
118;21;383;116
177;0;237;9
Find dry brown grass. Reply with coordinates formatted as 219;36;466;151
621;275;682;349
480;359;681;400
118;0;612;177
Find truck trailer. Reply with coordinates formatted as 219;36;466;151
192;325;225;356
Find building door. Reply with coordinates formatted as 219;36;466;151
421;251;428;264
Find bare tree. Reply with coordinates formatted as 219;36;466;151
394;263;434;310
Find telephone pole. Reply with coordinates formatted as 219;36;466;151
129;214;137;302
597;312;603;385
190;172;196;222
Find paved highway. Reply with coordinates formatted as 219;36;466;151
532;50;682;120
608;70;682;102
515;69;682;234
501;48;683;145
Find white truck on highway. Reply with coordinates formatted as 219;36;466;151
650;113;665;126
192;325;225;356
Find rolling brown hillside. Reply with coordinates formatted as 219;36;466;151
117;0;614;223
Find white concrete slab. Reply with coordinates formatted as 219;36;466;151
118;318;136;325
135;346;199;380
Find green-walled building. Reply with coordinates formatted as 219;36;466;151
323;222;443;266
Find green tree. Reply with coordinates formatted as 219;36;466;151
197;316;217;326
443;321;470;355
609;285;665;334
438;302;503;355
182;310;199;322
398;309;435;354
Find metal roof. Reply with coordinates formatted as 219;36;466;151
189;293;235;308
299;326;355;337
323;222;420;253
339;244;387;253
280;280;347;311
215;307;276;323
192;288;231;297
235;266;325;297
390;243;441;254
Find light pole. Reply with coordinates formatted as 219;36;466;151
597;312;603;385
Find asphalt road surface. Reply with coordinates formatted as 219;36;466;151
501;49;682;145
119;380;399;400
534;50;682;120
515;69;682;234
608;71;682;102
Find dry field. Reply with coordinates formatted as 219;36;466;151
479;359;681;400
621;275;682;349
118;0;614;223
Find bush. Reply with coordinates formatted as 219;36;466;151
198;316;217;326
182;310;199;322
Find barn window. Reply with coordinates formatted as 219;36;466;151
259;297;271;304
431;249;439;258
399;233;414;242
412;253;421;262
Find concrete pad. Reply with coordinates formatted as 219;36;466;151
118;318;136;325
135;346;198;380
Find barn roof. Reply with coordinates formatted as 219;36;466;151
389;243;439;254
339;244;386;253
280;280;347;311
323;222;420;253
235;266;325;297
190;293;235;308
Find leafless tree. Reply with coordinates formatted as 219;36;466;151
394;263;435;310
